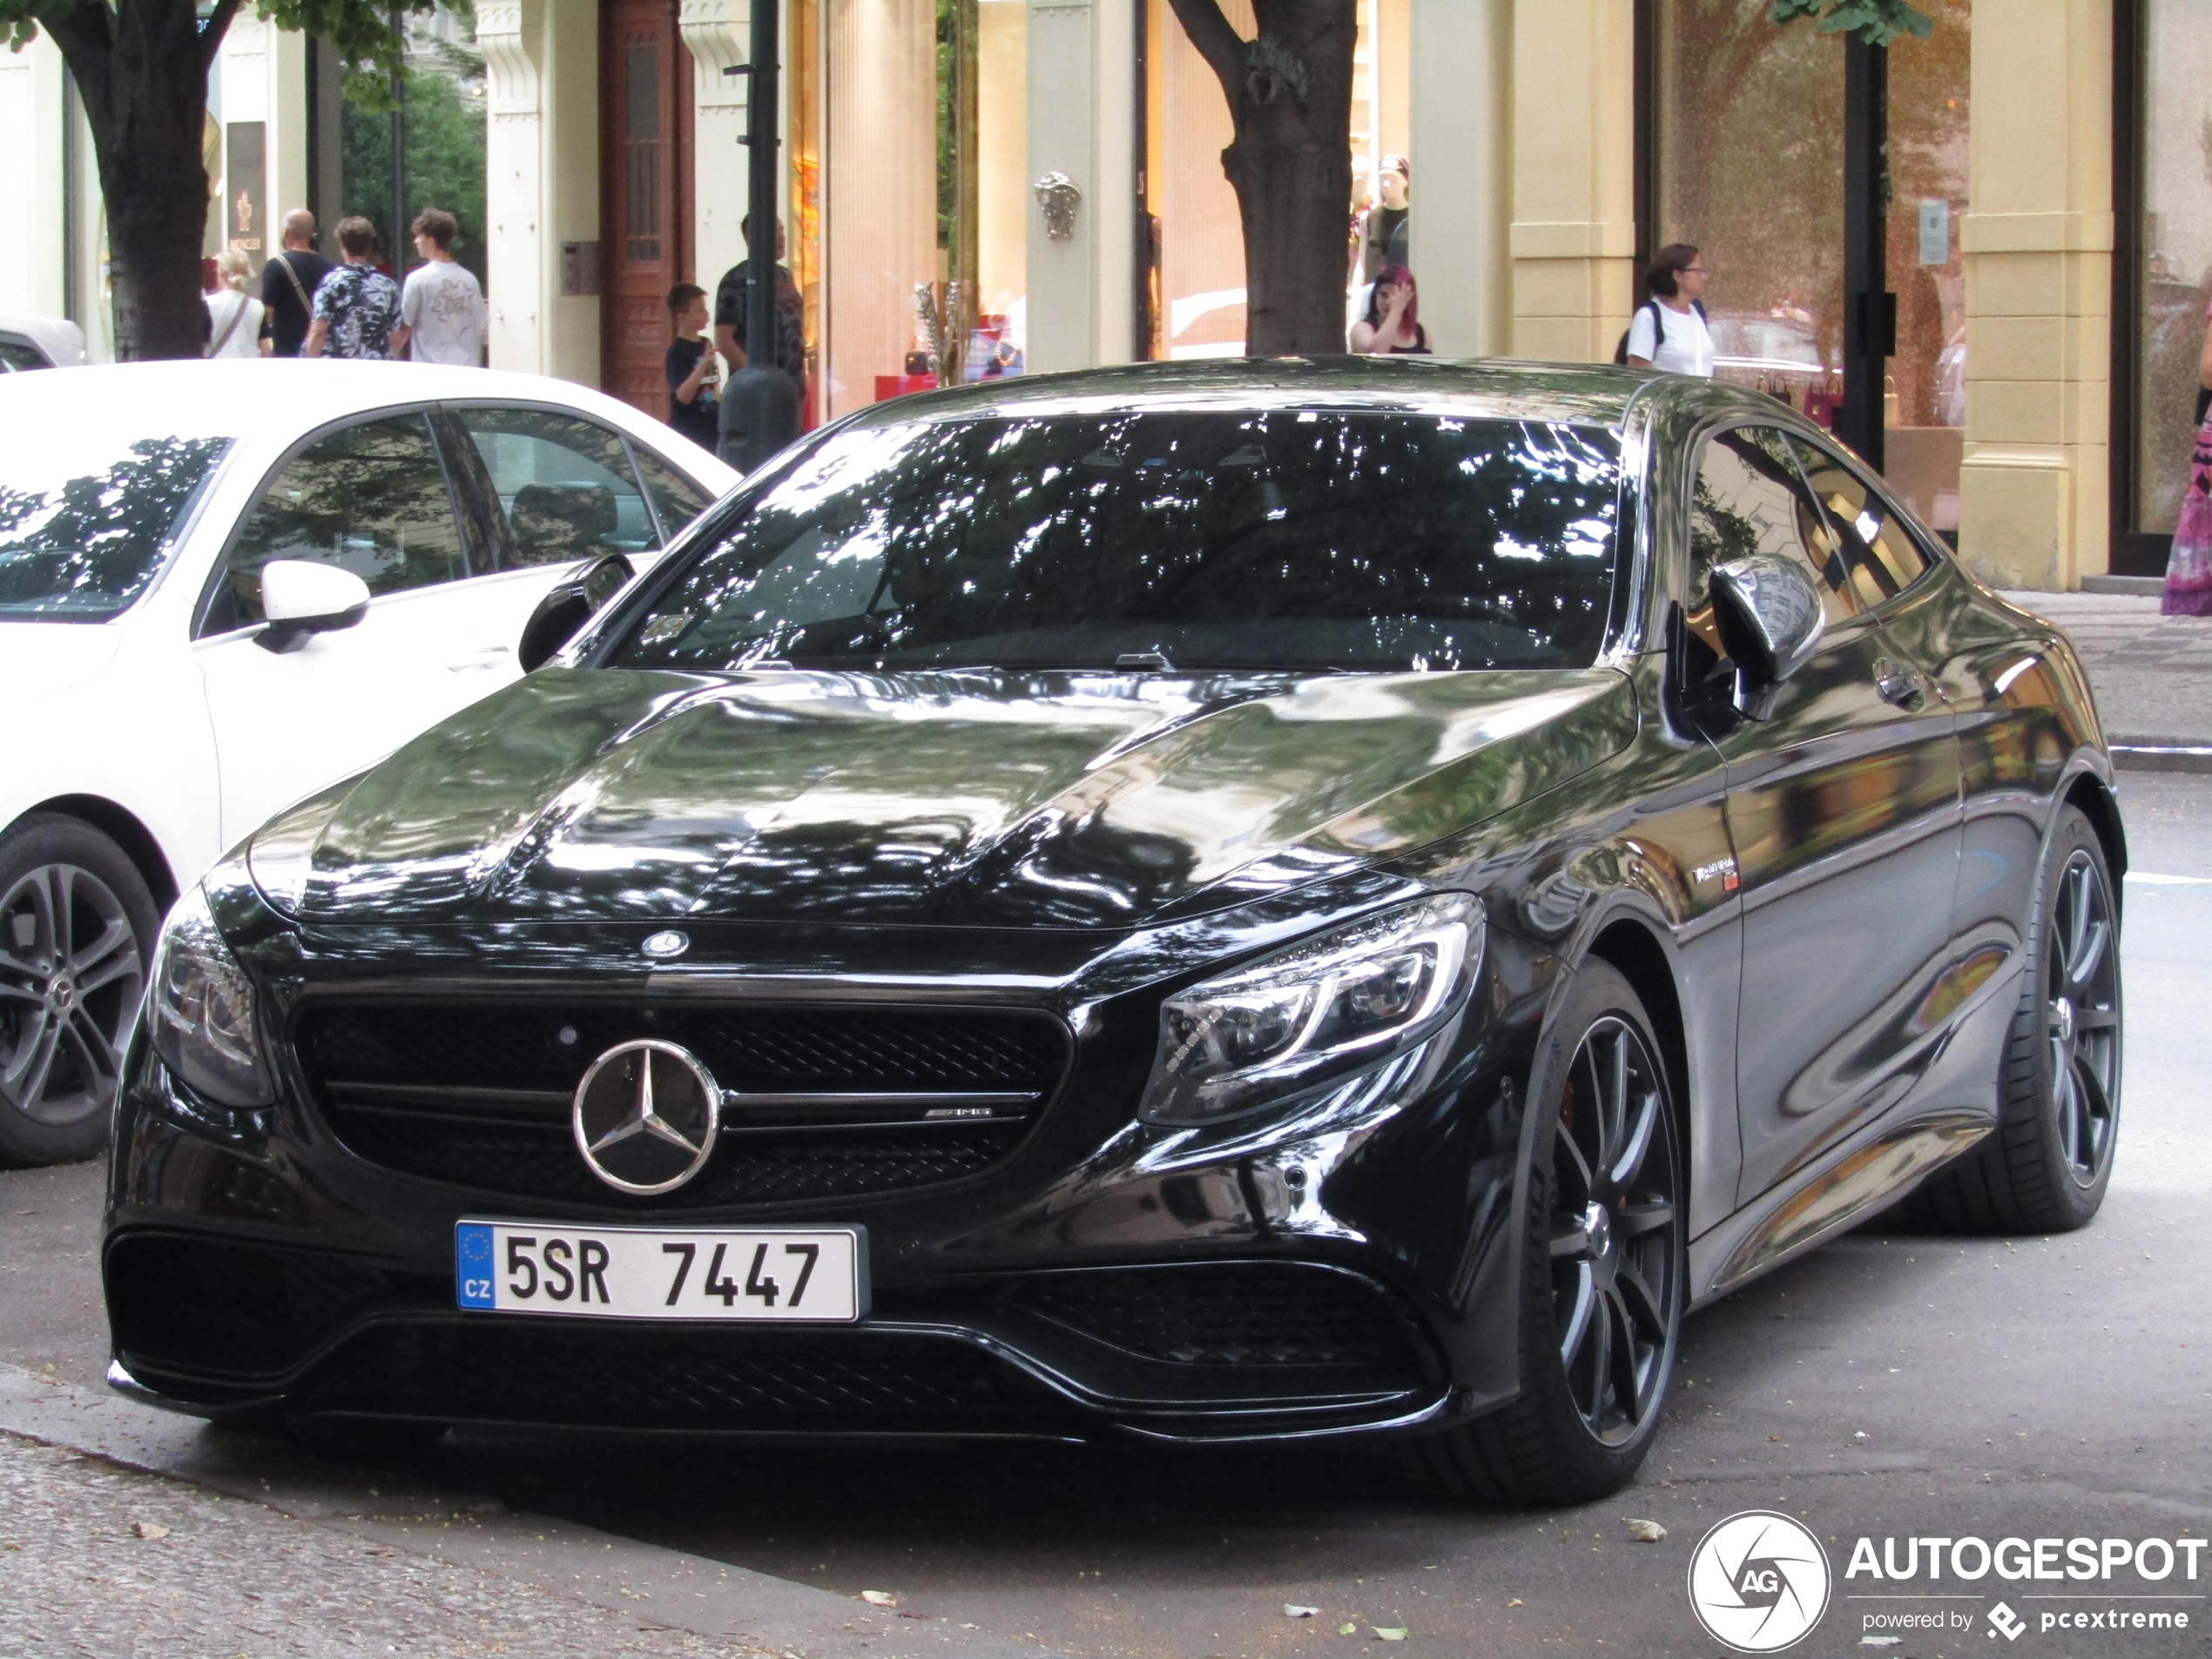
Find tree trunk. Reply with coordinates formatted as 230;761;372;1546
1168;0;1356;357
39;0;236;361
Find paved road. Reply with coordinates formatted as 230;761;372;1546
5;774;2208;1658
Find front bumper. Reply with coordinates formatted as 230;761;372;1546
105;908;1561;1445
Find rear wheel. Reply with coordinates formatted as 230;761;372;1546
1407;961;1684;1504
0;813;159;1168
1904;804;2121;1233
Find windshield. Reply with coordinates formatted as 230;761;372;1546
0;432;232;622
608;411;1622;675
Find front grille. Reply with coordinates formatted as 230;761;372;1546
292;1001;1069;1206
1012;1263;1431;1372
296;1321;1061;1430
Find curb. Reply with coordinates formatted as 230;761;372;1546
0;1362;1062;1659
2110;741;2212;776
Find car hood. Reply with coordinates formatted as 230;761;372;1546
0;622;125;698
266;664;1638;929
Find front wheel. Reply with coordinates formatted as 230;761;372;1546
0;813;160;1168
1406;961;1685;1504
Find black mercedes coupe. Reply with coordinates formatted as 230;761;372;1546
105;359;2124;1501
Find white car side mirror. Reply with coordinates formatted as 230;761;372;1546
257;560;371;654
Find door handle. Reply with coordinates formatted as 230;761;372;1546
1874;660;1925;711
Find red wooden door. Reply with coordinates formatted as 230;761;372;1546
602;0;693;417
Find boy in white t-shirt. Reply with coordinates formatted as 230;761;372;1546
393;207;488;367
1624;244;1715;378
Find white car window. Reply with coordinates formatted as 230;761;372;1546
209;412;469;633
0;432;232;622
455;407;659;567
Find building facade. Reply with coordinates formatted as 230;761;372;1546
0;0;2196;590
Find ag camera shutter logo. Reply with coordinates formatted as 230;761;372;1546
1688;1510;1833;1652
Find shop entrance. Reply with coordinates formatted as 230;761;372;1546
1647;1;1969;535
600;0;694;419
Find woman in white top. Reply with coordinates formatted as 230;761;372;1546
1624;244;1715;377
203;247;269;360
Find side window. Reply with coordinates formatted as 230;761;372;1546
213;411;467;631
1791;436;1934;611
456;407;659;566
0;335;50;372
629;442;716;541
1688;426;1858;650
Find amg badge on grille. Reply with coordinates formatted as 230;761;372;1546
571;1039;721;1195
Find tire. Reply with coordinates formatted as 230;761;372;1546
1406;961;1686;1504
0;813;161;1168
1903;804;2121;1234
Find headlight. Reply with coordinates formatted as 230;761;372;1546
1139;893;1482;1126
147;887;274;1109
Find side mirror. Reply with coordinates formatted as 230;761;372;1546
1710;554;1824;720
517;552;635;673
256;560;371;654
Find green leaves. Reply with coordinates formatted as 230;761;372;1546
1769;0;1935;44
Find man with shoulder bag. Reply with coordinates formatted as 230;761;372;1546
260;208;334;359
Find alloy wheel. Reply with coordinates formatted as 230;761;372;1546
1548;1015;1681;1446
0;862;145;1126
2045;847;2120;1184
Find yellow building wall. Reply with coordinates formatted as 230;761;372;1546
1955;0;2112;590
1507;0;1636;364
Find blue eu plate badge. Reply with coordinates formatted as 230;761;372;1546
455;1222;496;1309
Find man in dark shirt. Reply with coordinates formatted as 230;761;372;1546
712;217;806;382
260;208;334;358
664;283;720;450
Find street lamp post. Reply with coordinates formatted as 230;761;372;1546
717;0;802;473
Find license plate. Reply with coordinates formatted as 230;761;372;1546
455;1221;867;1322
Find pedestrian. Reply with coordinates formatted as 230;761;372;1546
713;216;806;382
303;217;403;361
2159;303;2212;616
393;207;487;366
1622;244;1716;377
1362;156;1411;285
664;282;721;450
202;247;267;360
260;207;334;359
1349;265;1430;355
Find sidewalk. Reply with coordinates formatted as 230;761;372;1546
2000;590;2212;761
0;1363;1058;1659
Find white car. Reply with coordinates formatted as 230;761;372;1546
0;314;87;372
0;360;738;1165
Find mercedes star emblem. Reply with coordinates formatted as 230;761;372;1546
571;1039;721;1195
641;929;691;960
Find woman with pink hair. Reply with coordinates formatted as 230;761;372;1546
1350;266;1430;355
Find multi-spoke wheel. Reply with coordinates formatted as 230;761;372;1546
1904;804;2122;1234
0;814;159;1168
1407;961;1684;1503
1548;1015;1681;1447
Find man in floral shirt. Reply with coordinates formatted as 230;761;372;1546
303;216;402;361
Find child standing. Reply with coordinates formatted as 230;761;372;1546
664;283;721;453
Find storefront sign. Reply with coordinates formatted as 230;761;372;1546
226;121;266;257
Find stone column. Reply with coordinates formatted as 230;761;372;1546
544;0;603;386
1025;0;1135;373
0;35;68;320
1409;0;1510;356
479;0;551;373
1507;0;1635;361
679;0;752;295
1955;0;2113;590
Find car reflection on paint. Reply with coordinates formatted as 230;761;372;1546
102;357;2123;1502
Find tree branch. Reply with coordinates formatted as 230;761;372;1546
27;0;113;66
1163;0;1246;105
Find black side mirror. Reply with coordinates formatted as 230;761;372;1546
1710;554;1824;720
517;553;635;673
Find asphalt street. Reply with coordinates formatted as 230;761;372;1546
3;772;2209;1658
